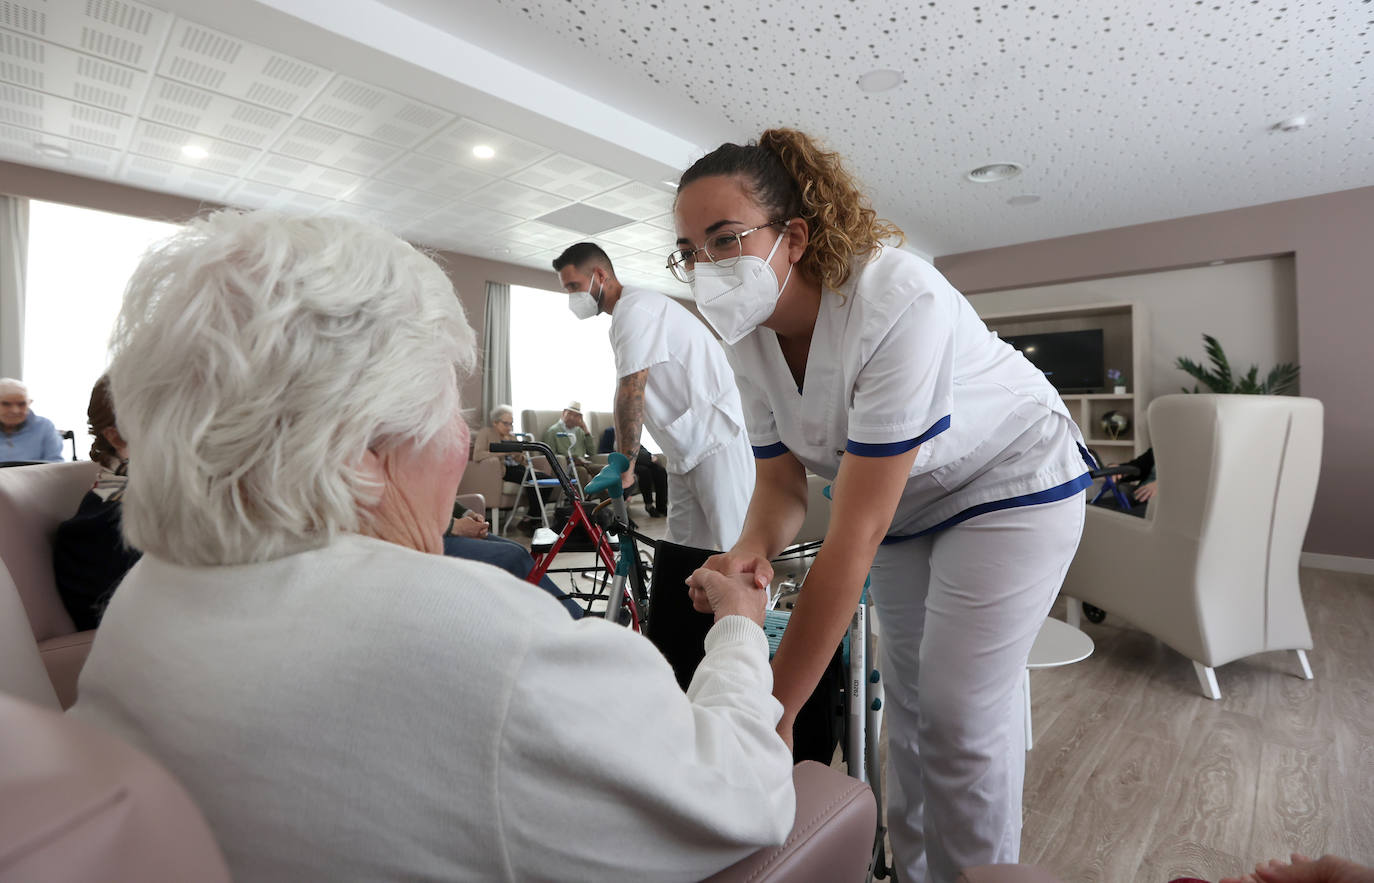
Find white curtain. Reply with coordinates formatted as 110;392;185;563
481;281;511;420
0;195;27;379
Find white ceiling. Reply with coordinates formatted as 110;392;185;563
0;0;1369;290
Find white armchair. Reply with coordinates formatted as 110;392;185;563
1062;394;1323;699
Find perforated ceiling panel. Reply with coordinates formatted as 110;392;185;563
0;0;684;281
494;0;1374;254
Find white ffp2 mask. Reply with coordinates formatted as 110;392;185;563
690;230;794;345
566;275;602;320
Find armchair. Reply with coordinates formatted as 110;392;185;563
1062;394;1323;699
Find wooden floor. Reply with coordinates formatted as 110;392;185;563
515;513;1373;880
1019;567;1374;882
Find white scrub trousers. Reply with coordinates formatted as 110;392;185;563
664;431;755;552
867;493;1086;883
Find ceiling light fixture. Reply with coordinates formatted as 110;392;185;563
967;162;1023;183
857;69;904;93
1272;115;1309;133
34;143;71;159
472;144;496;159
1006;194;1041;206
661;179;678;189
181;144;209;160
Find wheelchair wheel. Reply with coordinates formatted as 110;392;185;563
1082;602;1106;624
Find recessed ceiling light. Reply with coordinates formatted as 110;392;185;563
661;179;678;189
1272;115;1309;133
857;69;904;93
1006;194;1041;206
1209;260;1226;266
967;162;1023;183
472;144;496;159
34;142;71;159
181;144;209;160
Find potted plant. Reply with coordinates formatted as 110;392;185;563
1176;334;1300;394
1106;368;1126;395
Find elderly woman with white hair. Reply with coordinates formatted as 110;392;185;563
69;212;795;882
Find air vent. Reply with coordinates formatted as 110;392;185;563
535;204;636;236
966;163;1023;183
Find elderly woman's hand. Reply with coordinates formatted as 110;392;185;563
685;569;769;627
450;512;490;539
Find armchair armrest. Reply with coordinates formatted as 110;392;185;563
703;761;875;883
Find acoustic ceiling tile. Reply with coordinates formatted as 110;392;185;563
599;222;675;254
157;20;329;115
419;117;549;177
583;181;675;221
504;219;582;251
274;119;404;175
143;76;290;149
372;151;493;197
508;152;629;201
0;33;150;114
129;120;260;176
246;152;362;199
2;0;173;71
424;199;524;237
302;75;454;148
468;177;572;220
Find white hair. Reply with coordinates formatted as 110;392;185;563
108;211;476;566
0;378;27;397
489;404;513;424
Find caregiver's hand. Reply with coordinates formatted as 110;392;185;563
685;569;769;627
692;549;774;610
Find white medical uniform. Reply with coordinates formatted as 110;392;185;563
610;286;755;551
727;246;1091;883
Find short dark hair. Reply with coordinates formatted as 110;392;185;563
552;242;614;274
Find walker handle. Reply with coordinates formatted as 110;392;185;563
584;453;631;498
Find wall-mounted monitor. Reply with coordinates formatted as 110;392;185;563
1001;329;1105;393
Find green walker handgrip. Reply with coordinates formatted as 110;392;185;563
585;452;631;498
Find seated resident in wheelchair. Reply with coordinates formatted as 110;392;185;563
68;211;796;881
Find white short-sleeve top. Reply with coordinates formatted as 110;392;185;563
727;246;1092;539
609;286;747;474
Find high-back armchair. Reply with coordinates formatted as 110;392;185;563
1062;394;1324;699
0;461;101;708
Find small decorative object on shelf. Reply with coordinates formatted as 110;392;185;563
1106;368;1126;395
1100;410;1131;440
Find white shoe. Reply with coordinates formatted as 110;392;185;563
532;527;559;548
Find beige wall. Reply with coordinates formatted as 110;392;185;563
0;161;562;419
968;257;1298;399
936;186;1374;560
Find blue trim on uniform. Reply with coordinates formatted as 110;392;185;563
845;436;920;457
881;470;1093;545
845;414;951;457
752;441;790;459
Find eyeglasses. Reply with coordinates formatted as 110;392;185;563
666;220;786;284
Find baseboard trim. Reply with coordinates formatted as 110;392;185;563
1301;552;1374;576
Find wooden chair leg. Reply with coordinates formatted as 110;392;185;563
1295;649;1314;680
1193;661;1222;700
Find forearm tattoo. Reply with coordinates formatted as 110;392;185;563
614;369;648;460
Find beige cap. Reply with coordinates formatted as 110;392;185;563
565;400;583;414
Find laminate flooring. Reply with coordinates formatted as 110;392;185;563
1013;567;1372;881
516;516;1373;881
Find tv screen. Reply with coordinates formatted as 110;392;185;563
1001;329;1105;392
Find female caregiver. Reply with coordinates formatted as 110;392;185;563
676;129;1091;883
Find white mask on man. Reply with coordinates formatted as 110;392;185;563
690;228;794;345
567;273;602;320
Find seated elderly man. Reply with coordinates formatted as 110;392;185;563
543;400;595;488
0;377;64;462
68;212;794;882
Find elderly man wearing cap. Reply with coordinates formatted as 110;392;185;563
542;400;595;488
1;377;65;463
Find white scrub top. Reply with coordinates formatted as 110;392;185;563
609;286;746;475
727;246;1092;540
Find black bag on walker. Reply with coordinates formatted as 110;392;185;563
645;540;844;766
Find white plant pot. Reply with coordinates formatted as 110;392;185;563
1113;385;1127;394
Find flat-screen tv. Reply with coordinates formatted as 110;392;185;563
1001;329;1105;393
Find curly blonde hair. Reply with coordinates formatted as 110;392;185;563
679;128;903;292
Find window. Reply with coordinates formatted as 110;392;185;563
24;201;177;441
507;284;657;451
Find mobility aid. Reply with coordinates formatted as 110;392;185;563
489;440;651;630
